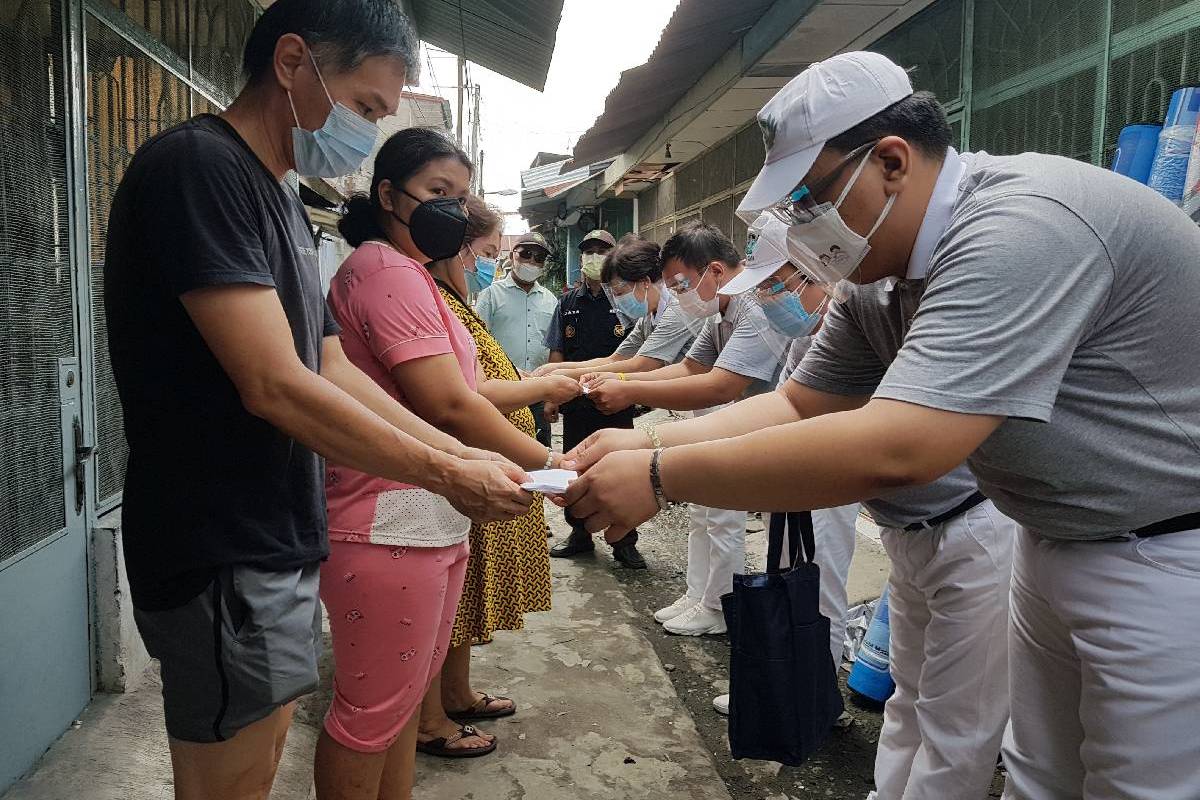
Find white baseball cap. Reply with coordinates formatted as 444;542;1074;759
736;52;913;218
720;215;791;296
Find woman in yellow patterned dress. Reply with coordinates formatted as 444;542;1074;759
418;196;583;746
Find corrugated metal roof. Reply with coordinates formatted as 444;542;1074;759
409;0;564;91
569;0;777;166
519;158;614;208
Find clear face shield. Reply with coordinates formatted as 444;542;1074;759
664;266;721;335
746;266;830;340
602;277;655;322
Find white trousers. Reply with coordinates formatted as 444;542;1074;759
1002;526;1200;800
686;504;747;611
874;500;1015;800
777;504;861;669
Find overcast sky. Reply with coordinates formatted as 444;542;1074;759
412;0;681;233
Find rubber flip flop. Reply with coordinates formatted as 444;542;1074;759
416;724;497;759
446;693;517;722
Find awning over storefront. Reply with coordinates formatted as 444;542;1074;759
408;0;565;91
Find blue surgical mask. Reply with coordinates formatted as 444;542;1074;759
468;255;497;293
759;285;824;338
289;48;378;178
612;286;649;319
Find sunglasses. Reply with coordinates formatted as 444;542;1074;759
514;247;548;264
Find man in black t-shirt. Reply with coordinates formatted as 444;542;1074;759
543;230;647;569
103;1;530;795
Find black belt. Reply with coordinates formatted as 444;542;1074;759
904;491;989;531
1132;511;1200;538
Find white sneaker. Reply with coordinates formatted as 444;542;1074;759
663;603;727;636
712;694;729;715
653;594;698;623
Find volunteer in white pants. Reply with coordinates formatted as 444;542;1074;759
581;222;787;636
590;220;1015;797
562;52;1200;799
666;405;747;636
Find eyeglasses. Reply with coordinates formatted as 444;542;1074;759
770;139;879;225
514;247;548;264
664;267;709;295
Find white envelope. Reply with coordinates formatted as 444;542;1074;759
521;468;577;495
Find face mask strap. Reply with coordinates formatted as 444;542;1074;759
866;192;897;238
307;47;336;108
834;147;875;209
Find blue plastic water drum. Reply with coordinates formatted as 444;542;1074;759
1111;124;1161;184
1147;87;1200;204
848;584;895;703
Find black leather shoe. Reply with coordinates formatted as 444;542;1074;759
612;540;647;570
550;534;595;558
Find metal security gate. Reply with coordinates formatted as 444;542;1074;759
0;0;92;787
0;0;256;788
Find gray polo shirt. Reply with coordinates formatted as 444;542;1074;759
614;295;696;364
687;293;785;396
792;295;983;529
851;150;1200;541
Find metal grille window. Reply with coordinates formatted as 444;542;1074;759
701;196;734;240
639;181;659;228
86;13;192;503
731;191;749;256
872;0;965;104
658;173;675;218
972;68;1099;161
733;122;764;185
972;1;1107;93
0;0;75;561
675;157;706;211
703;138;734;200
107;0;188;66
191;0;253;104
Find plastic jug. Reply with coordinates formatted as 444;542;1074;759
847;584;895;702
1147;87;1200;204
1111;124;1161;184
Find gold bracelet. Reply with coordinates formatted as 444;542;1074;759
645;425;663;449
617;372;628;381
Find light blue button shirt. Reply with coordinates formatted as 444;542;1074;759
473;274;560;371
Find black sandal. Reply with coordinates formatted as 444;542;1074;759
416;724;497;758
446;693;516;722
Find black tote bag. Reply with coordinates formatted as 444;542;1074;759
720;511;844;766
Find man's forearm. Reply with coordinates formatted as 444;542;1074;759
621;374;741;412
259;363;461;493
624;360;695;382
657;389;801;447
658;400;1002;512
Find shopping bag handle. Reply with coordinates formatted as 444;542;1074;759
766;512;816;574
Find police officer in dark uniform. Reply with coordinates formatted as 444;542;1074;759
544;228;647;569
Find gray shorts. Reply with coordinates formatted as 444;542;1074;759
134;562;322;743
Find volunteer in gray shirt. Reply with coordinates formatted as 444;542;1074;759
584;215;1018;798
583;223;786;639
533;234;695;382
561;52;1200;800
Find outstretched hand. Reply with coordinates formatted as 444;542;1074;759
551;449;660;543
562;427;652;472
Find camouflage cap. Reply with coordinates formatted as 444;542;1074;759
514;231;554;255
578;228;617;250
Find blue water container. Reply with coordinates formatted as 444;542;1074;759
1147;87;1200;204
848;585;895;702
1111;124;1162;184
